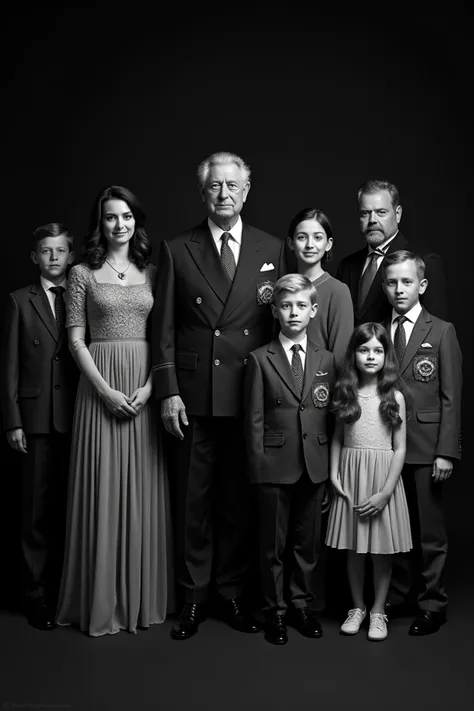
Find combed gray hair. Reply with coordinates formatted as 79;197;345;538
357;179;400;208
197;151;251;187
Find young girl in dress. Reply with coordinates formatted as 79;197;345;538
325;322;412;641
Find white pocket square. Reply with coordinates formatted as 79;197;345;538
260;262;274;272
316;371;328;376
421;342;433;348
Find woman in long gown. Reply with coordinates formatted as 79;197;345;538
56;185;173;636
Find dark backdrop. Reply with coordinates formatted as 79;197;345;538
1;3;472;604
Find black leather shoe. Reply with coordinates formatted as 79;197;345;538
384;601;409;620
221;598;261;633
26;598;54;631
408;610;446;637
292;607;323;638
170;602;205;640
264;612;288;645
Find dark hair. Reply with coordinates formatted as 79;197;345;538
82;185;151;270
33;222;74;250
331;322;410;426
287;207;333;263
382;250;426;280
357;179;400;209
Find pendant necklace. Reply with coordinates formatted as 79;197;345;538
105;259;131;280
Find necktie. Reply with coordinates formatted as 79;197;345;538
358;248;385;311
220;232;236;281
393;315;408;364
50;286;66;331
291;344;304;397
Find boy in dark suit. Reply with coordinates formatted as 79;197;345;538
0;223;78;630
244;274;335;645
381;250;462;636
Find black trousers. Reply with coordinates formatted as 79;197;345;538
255;473;325;614
388;464;448;614
172;415;251;603
20;433;70;602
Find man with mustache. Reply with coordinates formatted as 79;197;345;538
337;179;448;325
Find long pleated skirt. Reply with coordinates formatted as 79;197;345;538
56;338;174;636
325;446;412;554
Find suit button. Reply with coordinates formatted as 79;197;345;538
54;355;60;361
300;405;305;411
214;329;220;336
54;384;60;390
303;433;307;439
214;359;220;366
34;339;40;345
277;398;282;405
196;297;202;304
243;358;248;365
243;329;249;336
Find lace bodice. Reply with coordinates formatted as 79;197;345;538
66;263;156;339
343;392;393;451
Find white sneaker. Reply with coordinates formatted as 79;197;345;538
340;608;367;635
368;612;388;641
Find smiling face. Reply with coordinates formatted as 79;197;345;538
200;162;250;229
355;335;385;377
101;199;136;247
383;260;427;314
271;288;317;341
358;190;402;247
31;234;74;285
288;218;333;268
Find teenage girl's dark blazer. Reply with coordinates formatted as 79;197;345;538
151;220;286;417
0;284;78;434
336;232;449;324
385;308;462;464
244;338;335;484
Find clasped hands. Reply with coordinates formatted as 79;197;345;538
330;475;389;519
102;384;152;419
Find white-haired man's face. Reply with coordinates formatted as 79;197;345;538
200;162;250;228
358;189;402;247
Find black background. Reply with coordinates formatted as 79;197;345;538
1;2;472;597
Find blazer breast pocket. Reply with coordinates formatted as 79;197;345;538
263;433;285;447
416;410;440;424
176;351;198;371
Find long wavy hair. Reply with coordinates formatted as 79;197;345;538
82;185;151;269
331;322;410;426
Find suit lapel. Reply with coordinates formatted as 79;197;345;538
30;284;58;342
301;340;323;402
185;222;231;305
358;232;408;321
220;224;266;325
400;308;432;374
266;339;300;400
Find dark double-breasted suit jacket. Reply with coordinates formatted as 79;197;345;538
1;283;78;435
244;338;336;485
337;232;449;325
152;220;286;416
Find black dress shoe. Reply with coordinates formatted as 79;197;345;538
408;610;446;637
170;602;205;640
264;612;288;645
221;598;261;633
292;607;323;638
26;598;54;631
384;601;409;620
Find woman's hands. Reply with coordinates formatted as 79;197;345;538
354;491;390;519
129;383;153;414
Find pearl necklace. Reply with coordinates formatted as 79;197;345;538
105;259;131;280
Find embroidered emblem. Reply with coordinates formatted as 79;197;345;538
312;382;330;408
256;280;274;306
413;355;438;382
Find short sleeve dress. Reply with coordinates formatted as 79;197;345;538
56;263;174;636
325;392;412;554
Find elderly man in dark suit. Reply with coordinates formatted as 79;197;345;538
151;151;286;640
337;179;448;325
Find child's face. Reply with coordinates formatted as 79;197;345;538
355;336;385;377
31;234;74;284
383;260;427;314
271;288;317;340
288;219;332;268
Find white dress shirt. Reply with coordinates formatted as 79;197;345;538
390;301;422;344
278;332;307;371
40;276;68;317
361;231;399;276
208;216;243;266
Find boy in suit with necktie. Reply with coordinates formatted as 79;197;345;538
381;250;462;636
0;223;78;630
244;274;335;645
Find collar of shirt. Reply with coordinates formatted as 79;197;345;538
208;216;243;249
391;300;422;326
278;331;307;355
368;230;399;256
40;276;68;293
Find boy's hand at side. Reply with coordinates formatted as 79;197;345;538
432;456;453;483
6;428;28;454
354;491;389;519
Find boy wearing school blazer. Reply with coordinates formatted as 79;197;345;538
244;274;336;645
382;250;462;636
